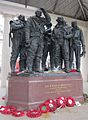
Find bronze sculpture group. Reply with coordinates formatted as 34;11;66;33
9;8;86;74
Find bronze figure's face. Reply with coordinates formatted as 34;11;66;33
56;17;64;25
18;15;25;21
71;21;77;28
35;10;42;17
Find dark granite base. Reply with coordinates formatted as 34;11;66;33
7;72;84;110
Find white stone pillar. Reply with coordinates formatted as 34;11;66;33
86;24;88;82
80;27;88;82
1;14;12;88
81;22;88;93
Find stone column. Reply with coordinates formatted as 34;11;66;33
81;23;88;93
80;27;88;82
1;14;12;88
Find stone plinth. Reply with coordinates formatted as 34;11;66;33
7;72;84;110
